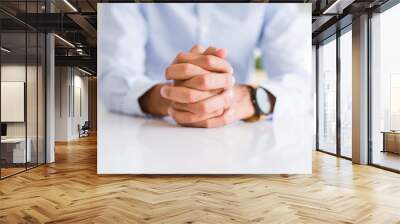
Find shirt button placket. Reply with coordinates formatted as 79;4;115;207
197;4;208;46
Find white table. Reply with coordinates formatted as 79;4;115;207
1;138;31;163
98;100;313;174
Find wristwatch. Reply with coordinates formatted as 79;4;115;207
243;85;273;122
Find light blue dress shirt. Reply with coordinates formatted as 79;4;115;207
98;3;312;116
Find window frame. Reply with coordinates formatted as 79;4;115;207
315;24;353;160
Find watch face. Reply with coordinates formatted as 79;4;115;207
255;88;271;114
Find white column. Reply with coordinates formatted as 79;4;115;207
45;0;56;163
46;33;55;163
352;14;369;164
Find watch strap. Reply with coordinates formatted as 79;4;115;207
243;85;265;122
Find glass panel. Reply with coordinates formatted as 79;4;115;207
34;0;46;165
27;31;38;169
1;31;27;177
0;1;46;178
371;3;400;171
38;32;45;165
318;37;337;154
340;29;352;158
26;0;39;169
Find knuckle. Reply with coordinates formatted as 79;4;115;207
203;55;214;67
165;66;172;79
181;113;195;123
187;115;197;123
176;52;186;61
181;63;191;74
185;91;197;102
192;44;201;49
196;76;209;89
197;102;209;113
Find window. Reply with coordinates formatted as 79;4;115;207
317;36;337;154
340;28;352;158
371;2;400;171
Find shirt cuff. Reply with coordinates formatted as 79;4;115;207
121;78;157;116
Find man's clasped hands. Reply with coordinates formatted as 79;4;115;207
139;44;256;128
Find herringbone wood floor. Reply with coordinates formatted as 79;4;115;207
1;135;400;224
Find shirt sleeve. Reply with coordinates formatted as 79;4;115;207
98;4;156;116
258;4;313;117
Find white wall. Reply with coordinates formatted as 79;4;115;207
71;74;89;138
55;67;89;141
1;65;26;133
1;65;42;138
55;67;70;141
